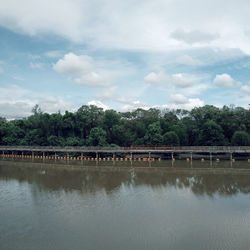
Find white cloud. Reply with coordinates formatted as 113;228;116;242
54;53;111;87
0;85;72;119
176;55;203;66
172;73;199;87
1;0;250;53
37;96;72;113
87;100;109;110
119;97;204;112
95;86;144;107
144;71;168;85
213;73;234;87
178;83;208;96
144;70;208;96
144;72;200;88
241;84;250;95
0;101;34;119
0;0;83;42
170;29;219;44
120;101;149;112
161;98;204;111
169;94;188;104
53;53;92;75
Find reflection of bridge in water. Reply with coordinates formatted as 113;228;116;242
0;146;249;163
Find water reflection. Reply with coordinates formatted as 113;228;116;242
1;160;250;250
1;160;250;197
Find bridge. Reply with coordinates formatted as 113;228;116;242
0;146;249;160
0;145;249;153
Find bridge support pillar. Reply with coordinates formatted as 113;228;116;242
230;152;233;167
210;152;212;167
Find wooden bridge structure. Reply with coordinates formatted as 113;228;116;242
0;146;249;161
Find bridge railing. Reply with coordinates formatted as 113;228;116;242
0;145;249;151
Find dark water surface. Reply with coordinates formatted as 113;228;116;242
1;160;250;250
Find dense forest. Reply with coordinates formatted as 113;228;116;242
0;104;250;147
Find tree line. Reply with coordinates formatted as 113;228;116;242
0;104;250;147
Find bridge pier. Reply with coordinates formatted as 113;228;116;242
230;152;233;167
210;152;212;167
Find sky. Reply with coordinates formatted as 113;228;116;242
0;0;250;119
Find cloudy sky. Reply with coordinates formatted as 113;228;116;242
0;0;250;118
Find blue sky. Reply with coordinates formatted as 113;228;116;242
0;0;250;119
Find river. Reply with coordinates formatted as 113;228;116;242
1;159;250;250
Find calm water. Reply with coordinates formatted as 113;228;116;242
1;159;250;250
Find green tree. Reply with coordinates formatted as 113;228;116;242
171;121;188;145
102;110;120;143
75;105;104;139
0;117;7;144
111;124;131;146
87;127;107;146
163;131;180;146
144;121;163;145
65;137;81;146
0;104;249;147
24;129;44;145
47;135;65;146
231;131;250;146
198;120;226;146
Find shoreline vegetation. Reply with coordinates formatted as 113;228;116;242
0;104;250;147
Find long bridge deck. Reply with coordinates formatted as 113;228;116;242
0;146;249;154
